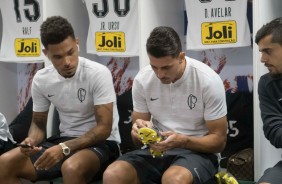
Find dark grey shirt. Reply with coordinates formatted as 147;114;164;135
258;73;282;148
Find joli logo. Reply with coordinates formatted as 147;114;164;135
95;32;125;52
15;38;41;57
201;21;237;45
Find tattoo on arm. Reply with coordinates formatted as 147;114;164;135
83;131;96;143
67;103;113;150
32;112;48;130
94;104;113;123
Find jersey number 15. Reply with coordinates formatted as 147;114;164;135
14;0;41;22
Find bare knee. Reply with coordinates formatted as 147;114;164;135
61;159;85;178
103;161;140;184
62;150;101;184
0;151;13;166
0;148;35;181
162;166;193;184
0;149;24;173
103;161;126;180
0;153;12;176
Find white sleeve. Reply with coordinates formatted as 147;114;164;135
132;76;149;113
31;74;50;112
203;75;227;120
92;66;116;105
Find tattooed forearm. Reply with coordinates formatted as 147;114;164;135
64;103;113;151
32;112;48;130
27;111;48;144
94;104;113;123
83;131;96;143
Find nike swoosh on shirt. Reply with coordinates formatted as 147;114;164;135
48;94;54;97
150;98;159;101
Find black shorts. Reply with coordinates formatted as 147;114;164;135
0;139;15;155
257;161;282;184
30;136;120;181
118;148;218;184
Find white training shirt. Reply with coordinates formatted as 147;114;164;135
132;56;227;137
32;57;121;143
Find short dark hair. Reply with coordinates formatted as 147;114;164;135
146;26;182;58
255;17;282;45
40;16;75;49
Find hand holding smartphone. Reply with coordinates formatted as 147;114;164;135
17;143;34;149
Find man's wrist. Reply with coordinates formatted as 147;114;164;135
59;143;71;156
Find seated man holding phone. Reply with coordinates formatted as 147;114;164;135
0;16;120;184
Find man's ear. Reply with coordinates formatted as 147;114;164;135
42;49;47;56
179;52;186;63
179;52;185;60
75;38;79;51
42;49;51;60
75;38;79;45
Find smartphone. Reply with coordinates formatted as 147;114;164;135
16;143;34;149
